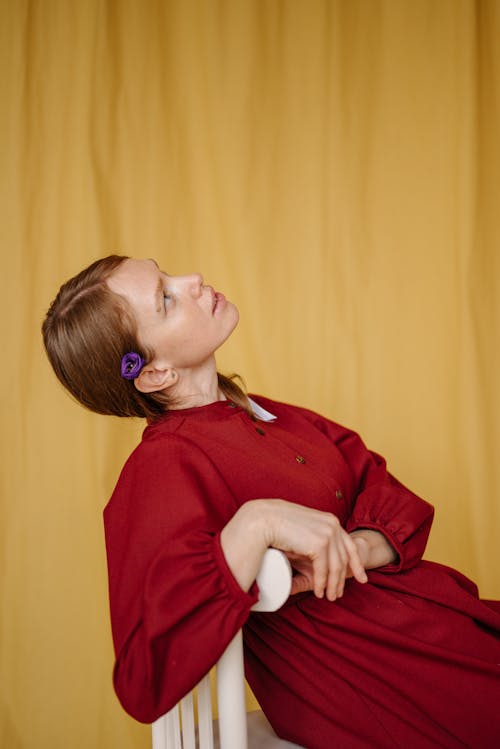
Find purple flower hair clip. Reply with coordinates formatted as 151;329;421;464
121;351;145;380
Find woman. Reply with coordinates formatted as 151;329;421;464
43;255;500;749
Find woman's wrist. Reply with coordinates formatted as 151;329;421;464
349;529;397;570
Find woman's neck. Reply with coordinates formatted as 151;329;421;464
168;358;224;410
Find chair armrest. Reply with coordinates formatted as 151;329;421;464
252;549;292;613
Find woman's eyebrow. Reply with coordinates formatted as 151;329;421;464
146;259;167;313
154;275;164;314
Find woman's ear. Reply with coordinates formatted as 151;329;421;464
134;366;178;394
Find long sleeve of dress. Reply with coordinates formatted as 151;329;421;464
344;451;434;572
104;434;258;723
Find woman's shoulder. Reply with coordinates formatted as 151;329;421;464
124;424;213;472
104;427;226;519
109;427;213;496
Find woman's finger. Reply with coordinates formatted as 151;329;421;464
290;572;313;595
312;552;329;598
336;542;349;599
343;532;368;584
327;534;349;601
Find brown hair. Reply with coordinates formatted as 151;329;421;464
42;255;250;420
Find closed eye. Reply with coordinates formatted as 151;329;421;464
162;289;175;311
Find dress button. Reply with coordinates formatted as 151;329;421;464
256;427;265;435
335;489;343;500
295;455;306;464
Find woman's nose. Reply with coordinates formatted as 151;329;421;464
175;273;204;296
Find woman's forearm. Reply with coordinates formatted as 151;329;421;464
220;500;270;591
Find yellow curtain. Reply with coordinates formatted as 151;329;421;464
2;1;499;746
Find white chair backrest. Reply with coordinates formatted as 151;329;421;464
152;548;292;749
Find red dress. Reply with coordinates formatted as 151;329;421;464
103;396;500;748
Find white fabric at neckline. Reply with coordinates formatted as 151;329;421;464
248;398;277;422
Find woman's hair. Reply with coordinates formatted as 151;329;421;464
42;255;250;420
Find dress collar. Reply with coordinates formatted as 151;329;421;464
248;398;277;422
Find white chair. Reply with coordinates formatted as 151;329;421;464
152;548;304;749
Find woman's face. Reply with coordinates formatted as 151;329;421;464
107;258;239;372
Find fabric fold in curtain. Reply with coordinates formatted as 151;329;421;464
1;1;499;747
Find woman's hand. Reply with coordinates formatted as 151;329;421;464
220;499;368;601
262;500;368;600
287;529;397;596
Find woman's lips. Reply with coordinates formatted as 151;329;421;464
213;291;226;314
